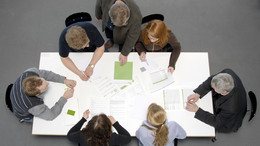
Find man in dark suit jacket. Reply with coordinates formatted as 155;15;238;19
95;0;142;66
186;68;247;133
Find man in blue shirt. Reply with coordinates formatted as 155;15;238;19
59;22;105;81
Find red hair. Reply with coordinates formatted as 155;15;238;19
142;20;171;47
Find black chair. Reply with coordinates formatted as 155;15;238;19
5;84;13;112
142;14;164;24
174;139;178;146
248;91;257;121
65;12;92;27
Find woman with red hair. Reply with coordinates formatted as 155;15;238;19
135;20;181;73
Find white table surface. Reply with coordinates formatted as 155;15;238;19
32;52;215;137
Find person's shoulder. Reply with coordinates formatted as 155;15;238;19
126;0;142;20
74;22;96;28
167;121;181;128
221;68;235;74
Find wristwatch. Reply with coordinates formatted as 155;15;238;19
88;64;95;69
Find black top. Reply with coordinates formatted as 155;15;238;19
194;68;247;133
67;117;132;146
59;22;104;57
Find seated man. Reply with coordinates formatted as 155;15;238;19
59;22;105;81
186;68;247;133
10;68;76;122
95;0;142;66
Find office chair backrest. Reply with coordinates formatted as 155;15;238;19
142;14;164;24
65;12;92;27
248;91;257;121
5;84;13;112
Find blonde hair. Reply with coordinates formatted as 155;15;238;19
65;25;89;49
22;76;42;96
142;20;171;47
147;103;169;146
109;2;130;26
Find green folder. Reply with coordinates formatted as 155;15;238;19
114;61;133;80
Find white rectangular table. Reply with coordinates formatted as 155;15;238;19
32;52;215;137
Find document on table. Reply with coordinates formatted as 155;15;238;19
90;97;110;115
89;97;127;121
92;76;120;98
114;61;133;80
139;60;174;93
148;69;174;92
163;88;195;110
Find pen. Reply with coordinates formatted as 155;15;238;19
81;71;88;78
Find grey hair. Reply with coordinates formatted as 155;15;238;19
211;73;234;92
109;2;130;26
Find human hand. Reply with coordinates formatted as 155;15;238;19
83;109;90;120
64;79;77;89
84;66;93;79
108;115;116;125
119;53;127;66
139;52;146;62
96;17;102;22
186;102;199;112
63;88;74;99
168;66;174;74
187;93;200;103
78;71;89;81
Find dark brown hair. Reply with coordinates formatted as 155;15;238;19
82;114;112;145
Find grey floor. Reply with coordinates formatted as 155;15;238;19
0;0;260;146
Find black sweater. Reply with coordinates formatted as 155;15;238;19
67;117;132;146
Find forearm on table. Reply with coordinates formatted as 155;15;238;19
193;76;214;98
25;67;65;83
113;121;130;136
60;57;81;75
89;45;104;66
28;97;67;121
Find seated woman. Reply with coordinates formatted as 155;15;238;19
136;103;186;146
67;109;131;145
135;20;181;73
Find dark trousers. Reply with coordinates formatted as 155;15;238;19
105;27;123;52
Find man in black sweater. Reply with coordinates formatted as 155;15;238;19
186;68;247;133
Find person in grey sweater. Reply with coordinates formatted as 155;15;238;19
10;68;76;121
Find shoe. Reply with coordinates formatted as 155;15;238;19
105;40;114;48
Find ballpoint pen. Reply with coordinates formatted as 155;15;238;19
81;71;88;78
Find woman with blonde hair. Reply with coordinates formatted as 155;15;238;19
135;20;181;73
136;103;186;146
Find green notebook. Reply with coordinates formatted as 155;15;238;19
67;109;75;116
114;61;133;80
